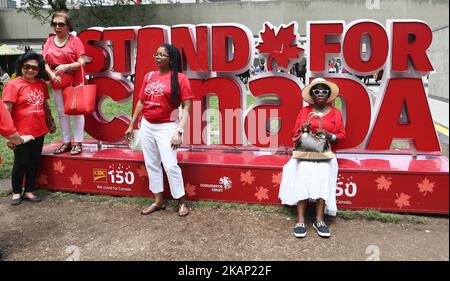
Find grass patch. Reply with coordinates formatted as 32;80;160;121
8;188;433;225
338;209;401;223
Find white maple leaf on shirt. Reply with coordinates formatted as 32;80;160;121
26;88;44;108
144;80;166;97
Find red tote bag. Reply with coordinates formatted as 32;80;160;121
62;66;96;115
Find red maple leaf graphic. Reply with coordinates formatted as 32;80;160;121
417;178;435;196
70;173;82;187
375;175;392;191
255;186;269;202
256;22;304;71
137;165;148;178
185;183;197;198
395;193;411;208
37;173;48;186
53;160;65;174
272;172;282;187
240;170;255;186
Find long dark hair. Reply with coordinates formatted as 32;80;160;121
15;52;46;79
161;43;182;107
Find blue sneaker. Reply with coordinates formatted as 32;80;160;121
313;221;331;238
293;222;307;238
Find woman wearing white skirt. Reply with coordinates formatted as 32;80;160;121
279;78;345;238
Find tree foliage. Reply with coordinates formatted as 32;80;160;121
19;1;155;29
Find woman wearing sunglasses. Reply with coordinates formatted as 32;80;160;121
43;10;86;155
125;44;193;217
2;52;56;205
278;78;346;238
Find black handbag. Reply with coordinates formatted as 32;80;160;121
292;112;334;161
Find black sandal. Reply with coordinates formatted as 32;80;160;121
70;143;83;155
54;142;72;154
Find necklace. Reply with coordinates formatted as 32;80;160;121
54;34;70;47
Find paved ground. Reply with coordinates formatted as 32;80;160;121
0;195;448;261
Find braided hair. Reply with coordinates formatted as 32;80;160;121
161;43;182;108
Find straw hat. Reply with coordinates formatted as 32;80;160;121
301;78;339;104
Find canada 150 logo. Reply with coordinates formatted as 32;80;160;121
93;164;135;185
336;174;358;205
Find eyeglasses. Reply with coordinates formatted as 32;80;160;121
51;22;67;28
311;89;330;96
22;64;39;71
153;52;169;58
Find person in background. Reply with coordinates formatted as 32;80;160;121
0;66;10;82
125;44;193;217
0;66;11;90
42;10;86;155
279;78;345;238
2;52;56;206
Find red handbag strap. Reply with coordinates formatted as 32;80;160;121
71;90;78;110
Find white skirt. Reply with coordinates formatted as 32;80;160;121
278;157;338;216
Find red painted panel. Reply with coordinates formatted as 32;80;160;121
38;142;449;214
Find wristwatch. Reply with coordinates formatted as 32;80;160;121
176;127;184;134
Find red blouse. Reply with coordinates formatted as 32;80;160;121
291;105;346;149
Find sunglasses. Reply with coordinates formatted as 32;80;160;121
22;64;39;71
51;22;67;28
311;89;330;96
153;52;169;58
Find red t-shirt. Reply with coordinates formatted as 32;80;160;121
0;100;16;138
0;100;17;165
2;78;50;137
292;105;346;151
138;71;194;123
42;34;86;89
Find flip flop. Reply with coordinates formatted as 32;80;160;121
141;202;166;215
178;203;189;217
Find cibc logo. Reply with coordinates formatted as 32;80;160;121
93;169;107;183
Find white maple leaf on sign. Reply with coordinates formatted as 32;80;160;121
219;177;232;190
145;80;166;97
26;88;44;107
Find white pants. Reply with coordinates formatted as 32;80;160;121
140;117;185;199
53;88;85;143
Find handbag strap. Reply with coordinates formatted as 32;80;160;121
71;89;78;110
306;111;323;130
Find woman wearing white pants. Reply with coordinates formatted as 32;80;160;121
43;11;86;155
125;44;193;217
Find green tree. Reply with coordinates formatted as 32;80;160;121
19;1;155;29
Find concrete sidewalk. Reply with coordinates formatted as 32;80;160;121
428;97;449;143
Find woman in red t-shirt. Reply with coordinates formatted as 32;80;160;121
43;11;86;155
125;44;193;217
2;52;56;205
278;78;345;238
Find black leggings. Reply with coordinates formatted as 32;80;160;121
11;135;45;194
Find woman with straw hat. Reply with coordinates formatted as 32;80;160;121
279;77;346;238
